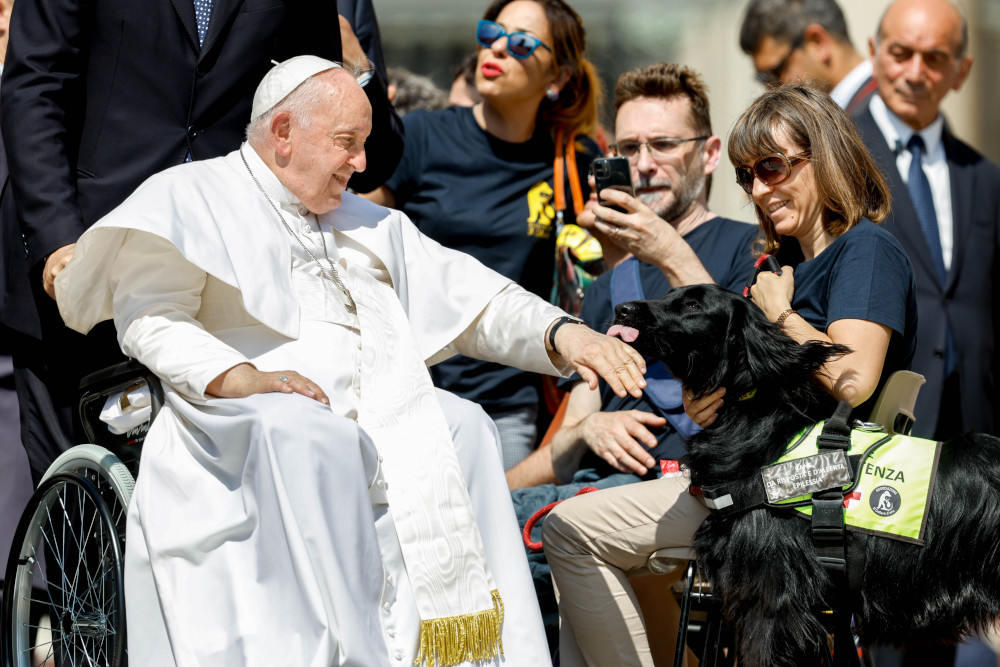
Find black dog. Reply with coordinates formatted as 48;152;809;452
611;283;1000;666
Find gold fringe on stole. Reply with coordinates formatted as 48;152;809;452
413;590;505;666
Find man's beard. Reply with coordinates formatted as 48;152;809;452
638;166;705;223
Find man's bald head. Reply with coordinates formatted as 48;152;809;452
869;0;972;130
877;0;967;57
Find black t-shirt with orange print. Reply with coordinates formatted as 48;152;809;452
386;106;600;411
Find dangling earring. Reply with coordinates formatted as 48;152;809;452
546;87;559;101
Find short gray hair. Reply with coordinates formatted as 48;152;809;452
386;67;448;116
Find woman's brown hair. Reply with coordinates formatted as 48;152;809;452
728;84;891;253
482;0;602;139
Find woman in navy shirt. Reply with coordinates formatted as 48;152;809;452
690;84;918;423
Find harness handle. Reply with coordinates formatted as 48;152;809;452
742;254;782;298
817;401;854;451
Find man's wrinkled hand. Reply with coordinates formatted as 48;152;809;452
551;322;646;398
206;362;330;405
43;243;76;300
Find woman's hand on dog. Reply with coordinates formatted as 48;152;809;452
577;410;665;474
551;323;647;398
682;386;725;428
749;265;795;321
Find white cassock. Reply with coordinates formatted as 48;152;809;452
55;145;568;667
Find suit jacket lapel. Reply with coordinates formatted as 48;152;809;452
845;76;877;117
943;123;971;294
200;0;243;62
854;107;940;285
168;0;201;53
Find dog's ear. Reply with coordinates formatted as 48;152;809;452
670;289;744;395
702;297;748;392
740;303;847;385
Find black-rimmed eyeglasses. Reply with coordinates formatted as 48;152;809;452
611;136;709;160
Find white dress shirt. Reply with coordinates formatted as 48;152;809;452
868;94;953;270
830;59;873;110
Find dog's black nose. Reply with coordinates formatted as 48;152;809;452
615;302;638;320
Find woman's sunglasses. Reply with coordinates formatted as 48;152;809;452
476;19;553;59
735;151;811;194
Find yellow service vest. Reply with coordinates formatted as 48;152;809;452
769;422;942;545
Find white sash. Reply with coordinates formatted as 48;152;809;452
346;262;504;666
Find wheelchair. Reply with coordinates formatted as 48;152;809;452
2;360;163;667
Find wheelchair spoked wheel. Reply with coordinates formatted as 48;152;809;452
2;472;125;667
43;445;135;536
2;446;134;667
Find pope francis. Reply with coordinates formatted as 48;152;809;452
53;56;648;667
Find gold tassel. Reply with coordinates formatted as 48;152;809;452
413;590;504;666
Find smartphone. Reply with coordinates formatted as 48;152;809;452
592;156;634;213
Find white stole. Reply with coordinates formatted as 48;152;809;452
347;262;503;666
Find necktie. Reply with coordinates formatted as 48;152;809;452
906;134;946;286
193;0;214;46
907;134;957;375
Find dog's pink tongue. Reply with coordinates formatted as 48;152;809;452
607;324;639;343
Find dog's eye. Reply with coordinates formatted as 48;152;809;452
684;299;701;311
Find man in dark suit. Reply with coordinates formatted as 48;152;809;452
0;0;403;484
739;0;877;114
852;0;999;444
1;0;40;617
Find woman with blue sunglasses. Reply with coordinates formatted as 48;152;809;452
368;0;603;471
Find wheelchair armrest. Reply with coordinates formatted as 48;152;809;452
78;359;164;449
868;370;926;436
79;358;158;391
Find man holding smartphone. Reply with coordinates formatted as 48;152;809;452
508;62;758;490
591;155;634;214
508;62;758;662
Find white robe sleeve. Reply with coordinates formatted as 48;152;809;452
440;283;573;377
111;231;250;400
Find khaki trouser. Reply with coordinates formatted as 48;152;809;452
542;475;710;667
